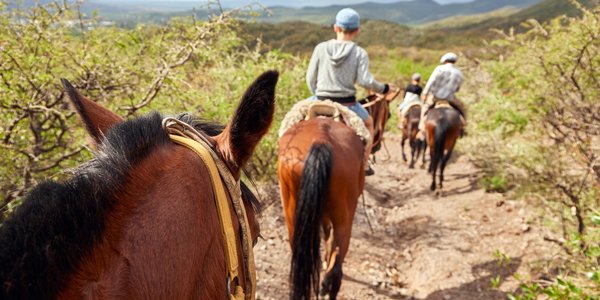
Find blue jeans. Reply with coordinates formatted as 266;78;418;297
346;101;370;121
309;96;370;121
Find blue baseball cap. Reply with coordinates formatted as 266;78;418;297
335;8;360;30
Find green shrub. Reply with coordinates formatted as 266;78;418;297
463;3;600;298
0;1;308;217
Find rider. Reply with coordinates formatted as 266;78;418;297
306;8;393;176
418;52;466;133
397;73;423;129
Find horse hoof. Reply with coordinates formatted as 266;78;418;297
435;188;443;197
320;280;331;296
408;164;414;169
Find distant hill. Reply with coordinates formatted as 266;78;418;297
261;0;541;24
64;0;544;26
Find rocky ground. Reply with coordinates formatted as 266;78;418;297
253;134;561;300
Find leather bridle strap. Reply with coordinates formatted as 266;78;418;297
162;117;256;300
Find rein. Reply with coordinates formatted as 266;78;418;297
162;117;256;300
359;95;383;109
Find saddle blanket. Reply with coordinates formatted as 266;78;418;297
279;98;371;144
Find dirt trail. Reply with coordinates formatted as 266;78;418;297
254;134;559;300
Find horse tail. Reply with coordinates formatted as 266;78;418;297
432;113;449;173
291;142;332;300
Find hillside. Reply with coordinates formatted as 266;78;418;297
241;0;599;52
421;7;520;29
240;19;417;54
419;0;599;48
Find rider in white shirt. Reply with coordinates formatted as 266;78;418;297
419;52;466;132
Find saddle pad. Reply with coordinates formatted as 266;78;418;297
400;101;423;116
279;98;371;144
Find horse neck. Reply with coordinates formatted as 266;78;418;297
371;102;390;143
60;145;229;299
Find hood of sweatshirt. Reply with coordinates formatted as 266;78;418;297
326;40;356;67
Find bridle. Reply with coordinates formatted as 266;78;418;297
162;117;256;300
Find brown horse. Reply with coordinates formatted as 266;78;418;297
361;89;401;155
278;117;364;299
0;71;279;299
401;105;426;168
425;104;462;195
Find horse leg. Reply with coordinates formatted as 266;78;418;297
415;139;421;163
430;160;438;191
321;223;351;300
430;146;439;192
422;139;427;168
428;144;435;174
438;149;454;195
401;135;407;162
409;139;416;169
279;179;297;246
320;220;335;295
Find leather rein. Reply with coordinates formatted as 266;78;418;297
162;117;256;300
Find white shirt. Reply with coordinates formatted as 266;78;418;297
422;63;463;101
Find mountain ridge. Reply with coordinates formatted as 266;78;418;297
259;0;541;24
69;0;543;25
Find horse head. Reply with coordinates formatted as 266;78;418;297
362;88;402;154
0;71;278;300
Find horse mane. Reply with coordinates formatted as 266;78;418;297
0;111;260;299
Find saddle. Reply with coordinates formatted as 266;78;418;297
305;102;342;122
433;99;452;109
431;99;466;125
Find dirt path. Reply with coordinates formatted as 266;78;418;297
254;134;559;299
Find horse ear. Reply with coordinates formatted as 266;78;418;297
61;79;123;145
215;70;278;177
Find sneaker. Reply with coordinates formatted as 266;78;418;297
365;165;375;176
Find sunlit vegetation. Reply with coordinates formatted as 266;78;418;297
462;4;599;297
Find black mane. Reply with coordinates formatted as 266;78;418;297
0;111;259;299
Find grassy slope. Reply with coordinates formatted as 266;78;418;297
421;7;520;29
427;0;599;42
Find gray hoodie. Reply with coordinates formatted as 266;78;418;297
306;39;386;99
